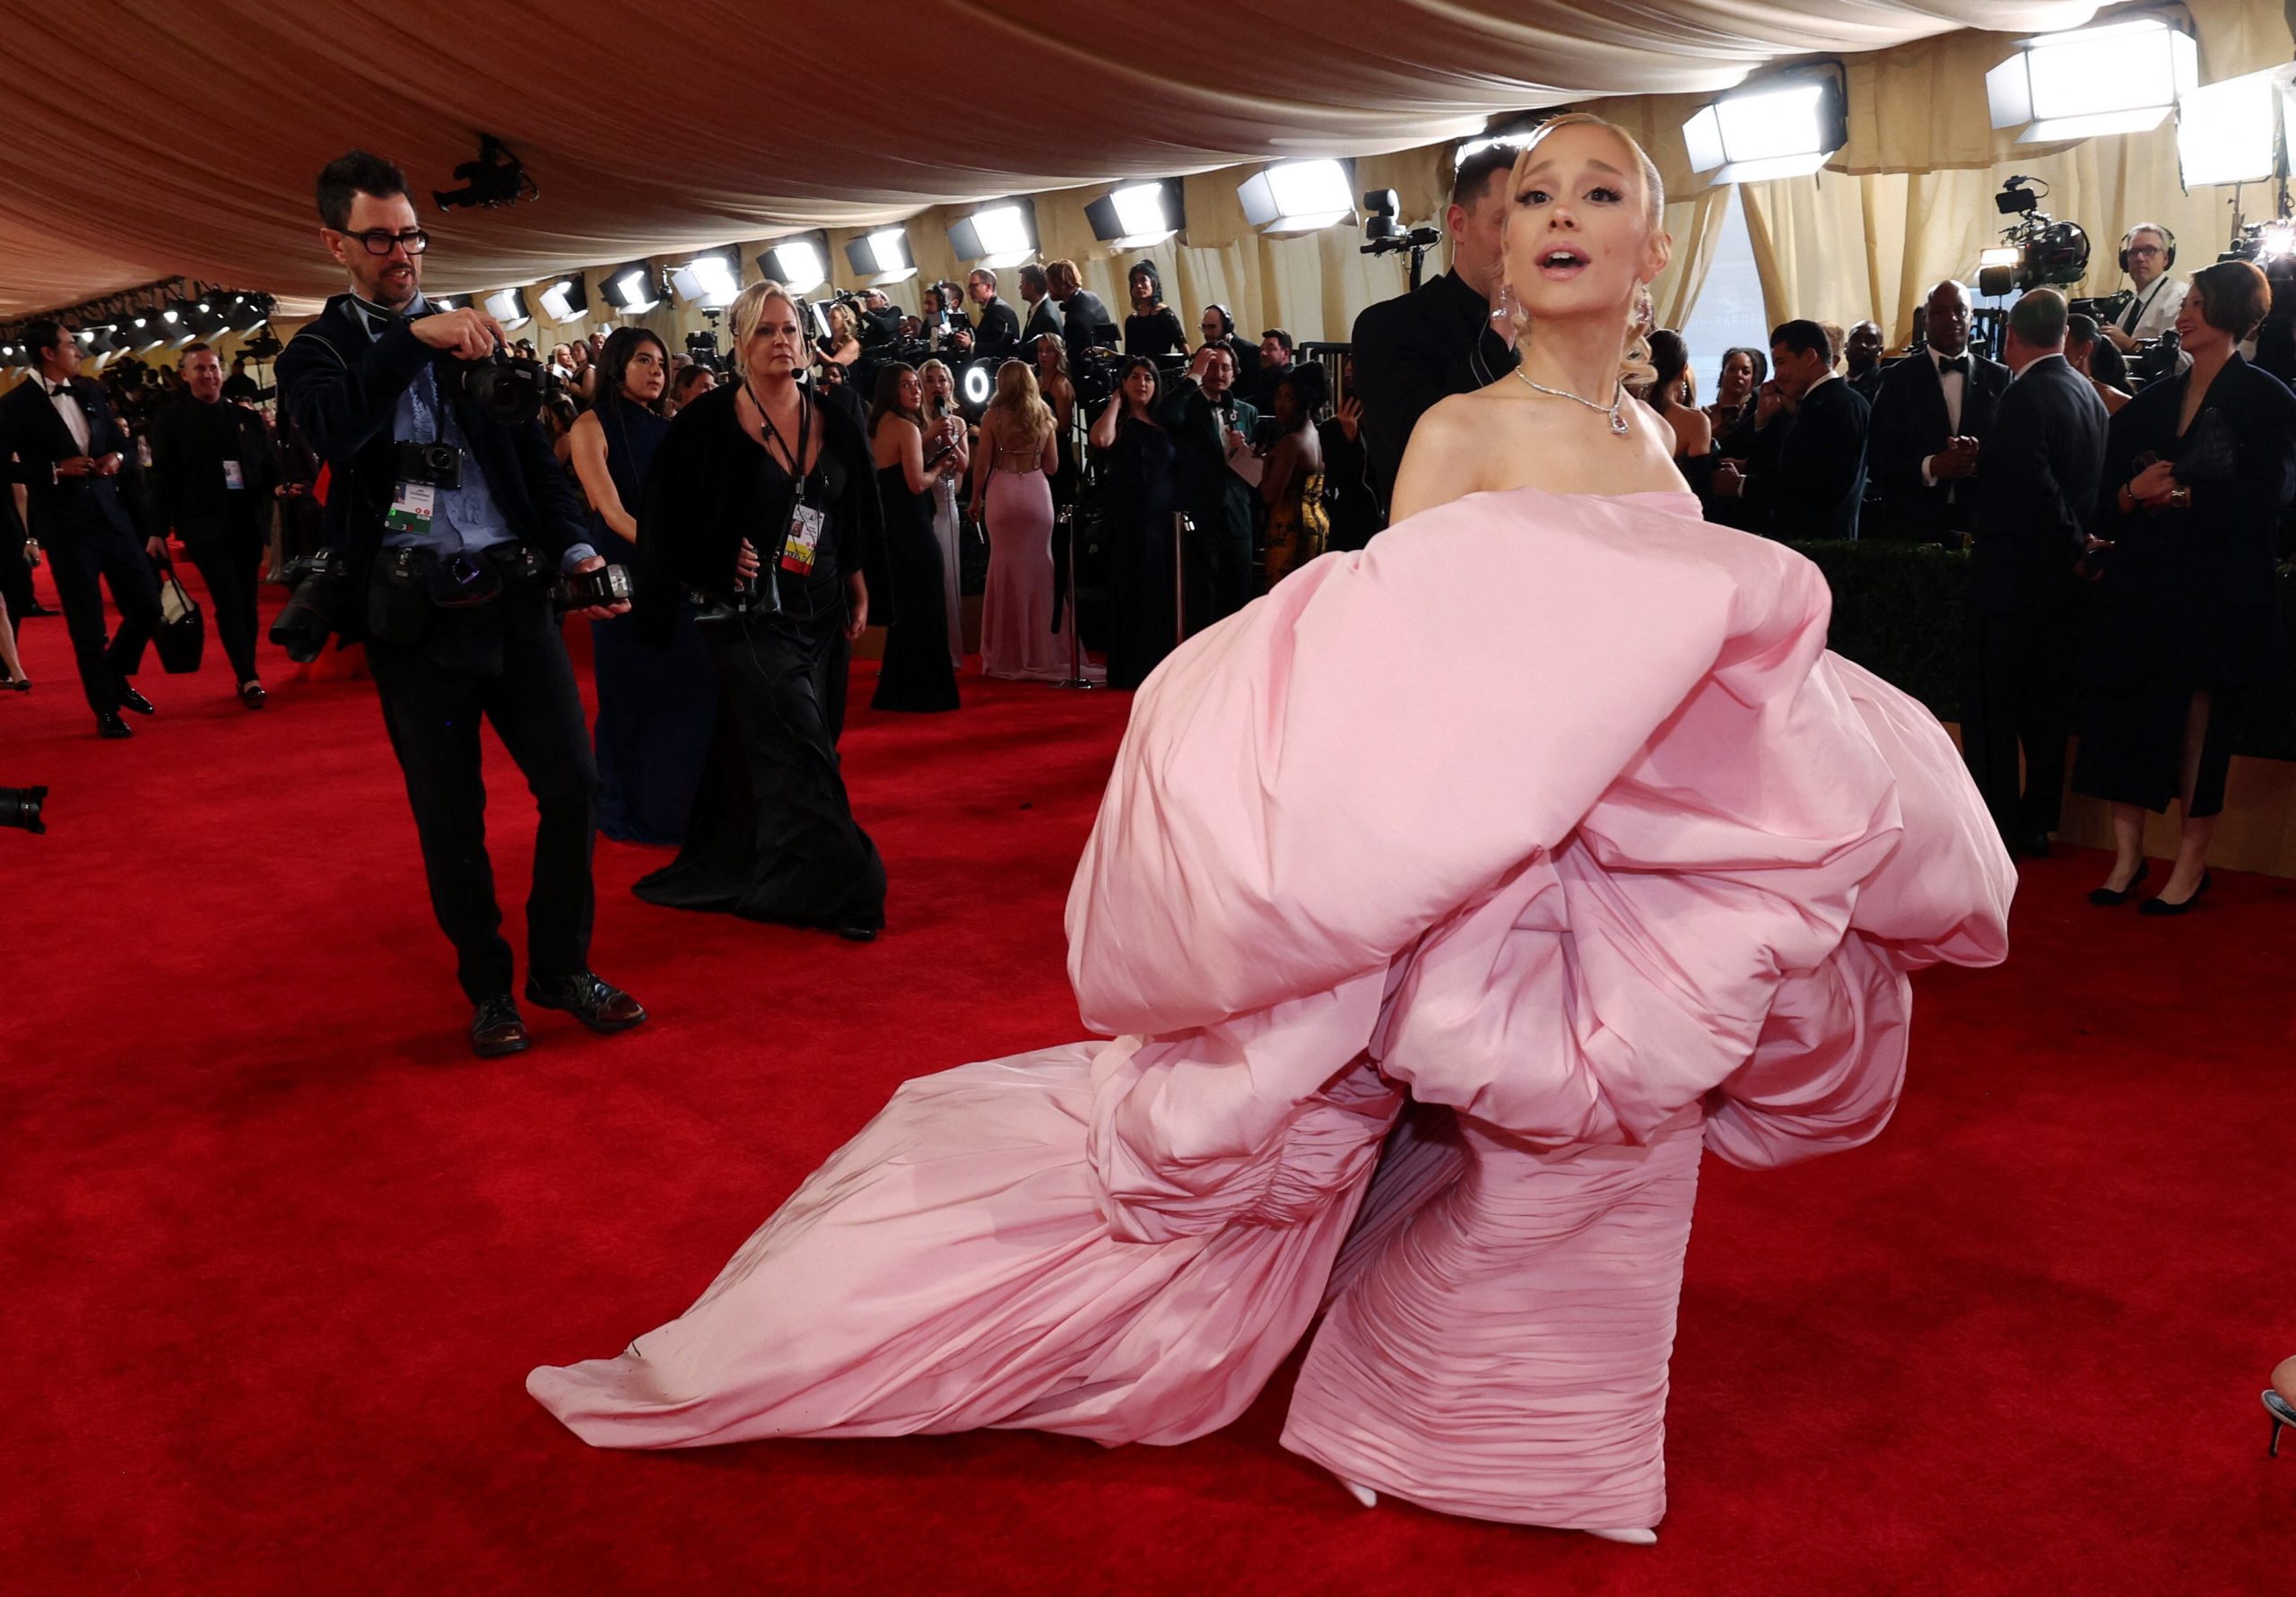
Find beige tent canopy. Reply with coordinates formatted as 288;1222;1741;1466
0;1;2103;317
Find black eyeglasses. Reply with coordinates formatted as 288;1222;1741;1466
345;228;430;256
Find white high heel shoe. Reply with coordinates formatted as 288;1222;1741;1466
1340;1480;1655;1544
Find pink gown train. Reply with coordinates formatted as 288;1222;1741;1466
529;488;2013;1527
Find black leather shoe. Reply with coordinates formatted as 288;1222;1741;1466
116;681;155;716
2087;861;2150;907
96;710;132;739
470;995;531;1058
524;971;647;1034
2138;872;2213;916
2014;830;2053;859
835;924;881;943
1;674;28;692
239;681;267;710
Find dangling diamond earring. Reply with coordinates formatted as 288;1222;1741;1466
1492;282;1516;326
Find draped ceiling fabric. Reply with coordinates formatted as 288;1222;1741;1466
0;1;2101;334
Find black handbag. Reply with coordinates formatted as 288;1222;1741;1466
153;564;205;674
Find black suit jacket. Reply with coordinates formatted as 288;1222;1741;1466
1021;295;1063;348
148;395;283;545
275;294;588;639
1764;377;1870;542
1868;346;2011;542
1060;290;1116;369
1969;355;2108;616
1349;269;1518;514
0;376;141;542
972;298;1024;363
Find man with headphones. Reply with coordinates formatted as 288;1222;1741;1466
2100;223;2187;354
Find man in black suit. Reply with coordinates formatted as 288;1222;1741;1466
276;148;646;1058
0;318;165;736
1046;258;1114;374
1714;320;1870;542
1016;264;1062;350
1867;279;2010;545
1159;343;1259;632
1964;289;2108;857
1350;141;1520;517
964;269;1024;363
1846;319;1888;404
149;342;282;708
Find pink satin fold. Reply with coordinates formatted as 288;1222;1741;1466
530;488;2013;1524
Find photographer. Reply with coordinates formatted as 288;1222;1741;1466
0;317;165;738
2100;224;2187;355
148;341;280;707
1349;141;1520;516
276;149;645;1058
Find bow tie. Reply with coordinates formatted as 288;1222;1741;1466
1936;354;1971;379
47;381;73;397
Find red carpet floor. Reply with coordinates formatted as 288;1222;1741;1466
4;560;2291;1594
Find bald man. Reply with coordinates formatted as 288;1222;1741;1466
1866;280;2010;545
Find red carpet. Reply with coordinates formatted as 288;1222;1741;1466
4;560;2290;1594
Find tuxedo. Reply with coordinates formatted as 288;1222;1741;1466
971;296;1024;363
1350;268;1518;516
1057;289;1115;371
1021;294;1063;350
1963;353;2109;843
1867;343;2011;543
150;395;283;686
0;374;162;716
1759;375;1870;542
1156;379;1259;633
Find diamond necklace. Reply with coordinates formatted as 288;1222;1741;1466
1511;365;1631;437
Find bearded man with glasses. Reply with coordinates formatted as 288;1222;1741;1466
276;148;648;1060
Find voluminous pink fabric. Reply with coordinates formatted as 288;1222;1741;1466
528;488;2013;1524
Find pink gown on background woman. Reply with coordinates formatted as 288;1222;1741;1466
529;488;2014;1530
978;440;1086;682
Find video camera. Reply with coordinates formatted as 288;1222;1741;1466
1977;177;2092;299
1361;188;1443;290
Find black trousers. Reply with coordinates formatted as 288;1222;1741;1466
1180;490;1254;636
46;522;162;716
1964;605;2074;838
367;618;599;1003
183;524;265;686
0;510;34;636
636;615;884;932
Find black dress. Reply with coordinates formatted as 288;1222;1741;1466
1100;414;1179;690
2073;353;2296;816
630;384;888;933
1124;308;1189;360
870;458;961;712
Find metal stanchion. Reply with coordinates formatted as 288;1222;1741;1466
1054;501;1095;691
1172;510;1190;650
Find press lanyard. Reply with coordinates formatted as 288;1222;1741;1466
747;379;811;501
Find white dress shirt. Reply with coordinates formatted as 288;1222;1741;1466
2118;275;2187;343
47;379;91;456
1918;344;1973;490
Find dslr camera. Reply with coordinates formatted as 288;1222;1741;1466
438;350;558;429
269;547;354;663
0;785;46;835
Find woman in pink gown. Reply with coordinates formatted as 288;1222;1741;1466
971;363;1088;682
528;117;2015;1541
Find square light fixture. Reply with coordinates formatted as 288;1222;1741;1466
1236;160;1354;237
537;275;587;322
1684;74;1848;185
600;262;660;314
1085;180;1183;249
2175;65;2296;189
485;288;531;330
1988;17;2198;143
755;236;829;296
949;202;1038;268
666;250;742;307
844;228;918;286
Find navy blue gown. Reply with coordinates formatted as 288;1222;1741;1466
587;396;718;844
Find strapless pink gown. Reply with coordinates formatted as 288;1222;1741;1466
529;489;2013;1528
979;465;1085;682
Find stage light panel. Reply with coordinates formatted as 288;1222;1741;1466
1989;17;2197;143
1237;160;1353;236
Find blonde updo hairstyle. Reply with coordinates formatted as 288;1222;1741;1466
1500;112;1667;390
727;280;807;378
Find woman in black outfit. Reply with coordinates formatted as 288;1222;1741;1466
2074;260;2296;915
867;364;961;712
631;282;888;940
1123;261;1189;360
1088;356;1180;688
